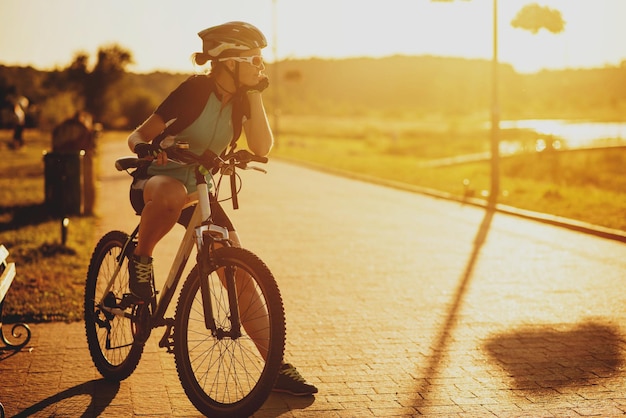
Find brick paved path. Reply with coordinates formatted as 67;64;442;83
1;135;626;417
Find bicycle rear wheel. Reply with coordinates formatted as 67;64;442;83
84;230;143;380
174;246;285;418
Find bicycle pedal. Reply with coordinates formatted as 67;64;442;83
131;303;152;344
102;292;118;321
120;293;142;308
158;322;175;353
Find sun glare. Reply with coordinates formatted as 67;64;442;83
274;0;626;73
0;0;625;73
277;1;494;60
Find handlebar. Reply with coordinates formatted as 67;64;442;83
165;145;268;211
166;144;268;173
115;141;267;210
151;132;268;170
115;143;267;173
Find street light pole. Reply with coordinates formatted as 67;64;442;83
489;0;500;207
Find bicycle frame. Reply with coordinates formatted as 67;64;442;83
98;145;268;350
97;170;234;345
86;142;283;417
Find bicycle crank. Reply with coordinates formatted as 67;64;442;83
131;303;152;344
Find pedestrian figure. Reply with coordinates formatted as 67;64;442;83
10;96;28;149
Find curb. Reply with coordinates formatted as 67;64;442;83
275;156;626;244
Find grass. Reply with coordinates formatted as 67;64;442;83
0;129;95;323
270;115;626;232
1;116;624;323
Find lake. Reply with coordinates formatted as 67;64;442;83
499;119;626;152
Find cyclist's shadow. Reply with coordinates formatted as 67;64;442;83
11;379;119;417
10;379;314;417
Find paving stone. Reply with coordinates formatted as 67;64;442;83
1;137;626;417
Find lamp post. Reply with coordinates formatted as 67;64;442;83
489;0;500;207
438;0;500;205
481;0;566;206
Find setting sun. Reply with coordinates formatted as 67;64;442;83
274;1;626;73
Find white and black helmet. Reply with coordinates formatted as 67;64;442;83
198;21;267;59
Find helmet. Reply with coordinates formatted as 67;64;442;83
198;21;267;59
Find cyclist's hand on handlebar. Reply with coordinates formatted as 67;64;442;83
134;142;160;158
233;149;268;164
134;142;168;165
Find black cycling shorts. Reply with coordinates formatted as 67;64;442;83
130;176;234;231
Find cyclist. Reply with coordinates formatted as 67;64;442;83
126;21;317;396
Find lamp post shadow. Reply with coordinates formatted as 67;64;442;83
412;207;495;409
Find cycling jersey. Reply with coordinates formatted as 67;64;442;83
146;75;251;192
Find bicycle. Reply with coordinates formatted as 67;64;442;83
84;140;286;417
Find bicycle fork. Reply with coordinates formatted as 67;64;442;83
195;224;242;340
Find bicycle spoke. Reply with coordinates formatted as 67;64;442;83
174;247;285;417
85;231;144;381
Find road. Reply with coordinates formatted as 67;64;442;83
1;135;626;417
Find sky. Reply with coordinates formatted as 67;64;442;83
1;0;625;74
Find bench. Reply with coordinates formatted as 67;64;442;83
0;245;31;350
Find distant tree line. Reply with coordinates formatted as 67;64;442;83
0;44;184;131
272;56;626;121
1;51;625;131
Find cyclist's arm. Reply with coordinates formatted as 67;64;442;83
242;92;273;157
127;114;170;165
127;114;167;152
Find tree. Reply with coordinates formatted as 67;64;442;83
84;44;133;123
42;44;133;128
44;52;89;103
65;53;90;95
511;3;565;34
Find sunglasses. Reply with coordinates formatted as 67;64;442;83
218;55;264;68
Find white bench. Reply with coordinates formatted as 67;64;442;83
0;245;31;350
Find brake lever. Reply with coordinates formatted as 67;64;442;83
233;161;267;174
248;166;267;174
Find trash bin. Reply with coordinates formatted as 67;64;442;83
43;151;84;216
51;112;98;215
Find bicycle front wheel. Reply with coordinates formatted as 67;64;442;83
84;230;143;381
174;246;285;418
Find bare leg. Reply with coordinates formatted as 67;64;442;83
237;270;271;359
135;175;187;257
219;231;271;359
